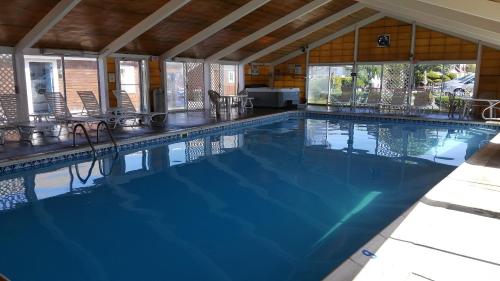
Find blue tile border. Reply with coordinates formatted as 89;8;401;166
0;110;498;175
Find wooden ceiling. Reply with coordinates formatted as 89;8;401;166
0;0;59;46
221;0;357;61
258;8;377;62
120;0;251;55
178;0;313;59
35;0;170;52
3;0;382;63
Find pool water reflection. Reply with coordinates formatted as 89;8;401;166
0;118;497;281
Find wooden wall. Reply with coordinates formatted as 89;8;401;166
273;54;307;103
309;32;355;64
358;18;412;62
478;46;500;99
414;27;477;61
244;64;271;87
107;58;117;107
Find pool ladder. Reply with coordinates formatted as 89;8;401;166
482;101;500;122
72;121;118;157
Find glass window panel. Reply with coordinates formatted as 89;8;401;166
166;62;186;111
63;57;99;113
307;66;330;105
25;55;65;114
120;60;141;111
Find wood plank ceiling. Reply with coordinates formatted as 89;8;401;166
3;0;380;63
0;0;60;46
35;0;170;52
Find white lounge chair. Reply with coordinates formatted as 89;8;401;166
44;92;105;132
358;88;382;113
77;91;137;128
381;88;407;114
331;88;352;110
113;90;167;126
0;94;58;143
412;89;434;115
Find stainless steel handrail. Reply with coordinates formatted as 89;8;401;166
72;123;96;156
481;100;500;121
96;121;118;151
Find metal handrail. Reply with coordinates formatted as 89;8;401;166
96;121;118;151
481;100;500;121
72;123;96;156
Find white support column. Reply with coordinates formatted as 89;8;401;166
207;0;332;61
114;57;122;107
238;64;245;92
97;56;109;112
304;49;310;105
161;59;168;112
13;52;29;121
474;42;483;98
240;3;365;65
142;59;150;112
100;0;190;56
13;0;81;121
408;22;417;110
203;63;211;110
352;26;360;110
162;0;271;60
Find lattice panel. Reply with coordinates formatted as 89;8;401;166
185;138;205;162
0;54;15;96
185;61;205;110
209;64;223;95
381;64;410;103
0;178;27;211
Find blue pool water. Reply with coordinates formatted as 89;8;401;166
0;117;498;281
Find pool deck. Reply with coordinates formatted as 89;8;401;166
324;129;500;280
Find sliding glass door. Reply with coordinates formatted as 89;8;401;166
166;62;187;111
307;64;353;105
119;60;143;112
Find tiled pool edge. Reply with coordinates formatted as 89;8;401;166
1;110;499;175
322;132;500;281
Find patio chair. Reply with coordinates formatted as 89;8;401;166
208;90;224;116
358;88;382;113
331;88;352;110
232;89;253;111
77;91;136;129
44;92;105;133
412;90;434;115
113;90;167;126
0;94;58;143
382;88;407;114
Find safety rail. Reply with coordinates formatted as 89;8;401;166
72;123;96;157
481;100;500;122
96;121;118;151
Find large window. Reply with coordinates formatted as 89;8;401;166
356;64;382;103
24;55;100;114
210;64;238;95
166;62;186;111
24;55;65;114
63;57;99;113
119;60;142;112
412;63;476;111
307;65;353;105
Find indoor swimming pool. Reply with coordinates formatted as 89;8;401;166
0;116;498;281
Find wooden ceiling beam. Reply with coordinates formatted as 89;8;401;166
161;0;271;60
100;0;191;57
416;0;500;24
270;13;384;66
15;0;81;51
239;2;365;65
357;0;500;48
206;0;333;61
